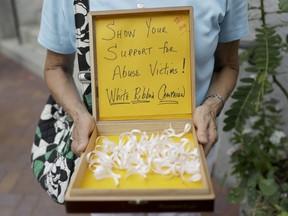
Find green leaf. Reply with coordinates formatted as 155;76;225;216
247;188;257;208
279;0;288;12
246;174;259;207
281;183;288;191
255;211;267;216
247;173;259;188
228;187;245;203
240;77;255;83
257;72;266;84
258;178;278;196
245;66;258;72
267;191;281;205
278;212;288;216
223;122;235;132
239;49;253;64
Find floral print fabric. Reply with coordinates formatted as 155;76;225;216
31;0;90;204
31;96;78;203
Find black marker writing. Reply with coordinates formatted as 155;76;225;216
105;45;153;60
112;65;141;80
146;17;167;38
134;86;155;102
120;47;153;58
158;84;185;101
106;88;130;105
149;61;178;76
159;41;177;54
104;44;117;60
102;21;136;41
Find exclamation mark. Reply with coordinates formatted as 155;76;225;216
182;58;186;73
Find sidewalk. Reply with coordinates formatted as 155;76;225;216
0;53;88;216
0;53;239;216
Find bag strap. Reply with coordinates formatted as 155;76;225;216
73;0;91;94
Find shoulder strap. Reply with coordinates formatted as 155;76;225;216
73;0;91;94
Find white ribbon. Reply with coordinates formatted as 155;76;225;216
86;124;201;186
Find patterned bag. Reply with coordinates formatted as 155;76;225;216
31;0;91;204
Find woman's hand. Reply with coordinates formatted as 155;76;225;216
193;102;219;155
194;40;241;155
71;111;96;156
44;50;96;156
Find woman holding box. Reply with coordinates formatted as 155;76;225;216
31;0;248;213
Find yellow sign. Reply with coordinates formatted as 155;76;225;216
91;8;194;120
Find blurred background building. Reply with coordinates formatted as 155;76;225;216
0;0;44;79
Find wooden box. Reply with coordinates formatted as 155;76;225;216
65;7;215;213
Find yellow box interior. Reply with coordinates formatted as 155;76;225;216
79;133;203;190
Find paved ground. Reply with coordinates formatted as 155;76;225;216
0;53;239;216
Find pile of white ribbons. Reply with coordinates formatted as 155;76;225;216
86;124;201;185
